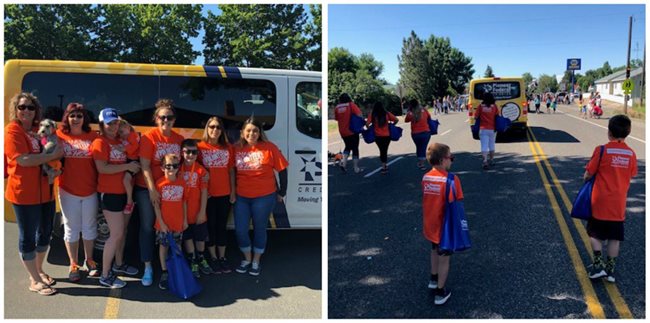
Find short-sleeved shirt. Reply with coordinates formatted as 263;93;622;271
422;168;464;244
180;163;209;224
587;141;638;222
91;135;127;194
334;102;362;137
4;121;54;204
405;109;431;134
155;177;187;232
197;141;235;197
475;104;498;131
122;131;140;160
367;111;397;137
136;128;184;188
56;129;98;197
234;141;289;198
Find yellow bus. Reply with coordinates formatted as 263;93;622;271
468;77;528;139
4;59;322;248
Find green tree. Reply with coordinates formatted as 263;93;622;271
328;47;358;74
484;65;495;78
398;31;433;103
537;74;558;93
357;53;384;80
304;4;322;71
448;48;474;95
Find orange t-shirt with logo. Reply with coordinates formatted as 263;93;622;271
405;109;431;134
197;141;234;197
422;169;464;244
154;177;187;232
587;141;638;222
235;141;289;198
180;163;209;224
122;131;140;160
56;129;99;197
136;128;184;188
334;102;362;137
475;104;498;130
5;121;54;204
367;111;397;137
91;136;128;194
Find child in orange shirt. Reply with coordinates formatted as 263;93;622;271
585;115;637;283
179;139;212;278
153;153;188;290
421;142;463;306
118;119;140;215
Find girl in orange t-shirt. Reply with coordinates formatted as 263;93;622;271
117;119;140;215
233;118;289;276
334;93;363;173
56;103;100;282
474;92;498;169
366;101;398;174
405;99;432;170
198;116;236;273
5;93;63;296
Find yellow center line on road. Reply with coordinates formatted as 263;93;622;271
104;288;121;319
527;129;633;318
526;130;606;319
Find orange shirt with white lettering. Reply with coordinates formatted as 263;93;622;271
587;141;638;222
475;104;498;130
334;102;362;137
122;130;140;160
235;141;289;198
154;176;187;232
367;111;397;137
180;163;209;224
405;109;431;134
91;136;128;194
422;168;464;244
5;121;54;204
136;128;184;188
197;141;234;197
56;129;98;197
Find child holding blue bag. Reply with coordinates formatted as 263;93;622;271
421;142;463;305
584;115;637;283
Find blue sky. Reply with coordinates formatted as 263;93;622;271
329;4;645;84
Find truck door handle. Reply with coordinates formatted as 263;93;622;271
295;150;317;154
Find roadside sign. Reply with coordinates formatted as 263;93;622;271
622;79;634;94
567;58;581;71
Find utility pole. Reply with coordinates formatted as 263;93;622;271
642;44;646;106
624;16;632;114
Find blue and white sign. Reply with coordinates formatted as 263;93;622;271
567;58;581;71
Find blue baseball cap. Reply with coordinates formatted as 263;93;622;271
99;108;119;124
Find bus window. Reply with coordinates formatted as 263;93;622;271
295;82;321;139
473;82;521;101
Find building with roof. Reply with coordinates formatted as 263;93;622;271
594;67;644;105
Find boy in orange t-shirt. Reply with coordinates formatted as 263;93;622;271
585;115;637;283
153;153;188;290
421;142;463;306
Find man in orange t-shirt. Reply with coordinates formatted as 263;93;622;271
421;142;462;305
584;115;637;283
334;93;363;173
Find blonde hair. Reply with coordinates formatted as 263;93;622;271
9;92;43;127
162;153;180;166
202;116;229;146
426;142;450;166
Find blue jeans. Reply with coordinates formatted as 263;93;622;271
134;186;156;263
234;193;276;254
13;201;55;261
411;131;431;160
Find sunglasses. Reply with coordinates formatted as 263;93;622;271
163;163;180;170
69;113;84;119
182;149;198;155
157;115;176;122
444;155;455;162
17;104;36;111
208;125;222;130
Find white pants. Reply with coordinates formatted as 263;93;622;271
58;188;98;242
479;129;496;153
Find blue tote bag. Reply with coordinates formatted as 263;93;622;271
349;114;365;134
439;173;472;252
428;117;440;135
166;233;202;300
495;115;512;132
471;118;480;134
570;146;604;220
361;125;375;144
389;123;403;141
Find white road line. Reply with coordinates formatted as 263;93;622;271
563;112;645;143
364;156;404;178
438;129;452;136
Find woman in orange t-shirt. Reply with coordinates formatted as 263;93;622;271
5;93;63;296
405;99;432;170
198;116;236;273
134;98;184;286
91;108;141;289
55;103;100;282
233;118;289;276
474;92;498;169
366;102;398;175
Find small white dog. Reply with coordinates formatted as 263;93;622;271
37;119;61;184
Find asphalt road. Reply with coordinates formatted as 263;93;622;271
328;104;645;318
5;221;322;319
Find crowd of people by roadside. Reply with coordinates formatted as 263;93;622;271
5;92;289;295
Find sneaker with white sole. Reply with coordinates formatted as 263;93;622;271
249;262;261;276
83;259;100;277
100;272;126;289
434;287;451;305
236;261;250;274
427;280;438;289
588;257;607;279
112;263;139;276
158;272;168;290
141;266;153;287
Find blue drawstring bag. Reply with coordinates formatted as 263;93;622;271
166;233;202;300
571;146;604;220
428;118;440;135
439;173;472;252
495;115;512;132
389;123;403;141
471;118;480;134
361;125;375;144
349;114;365;134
